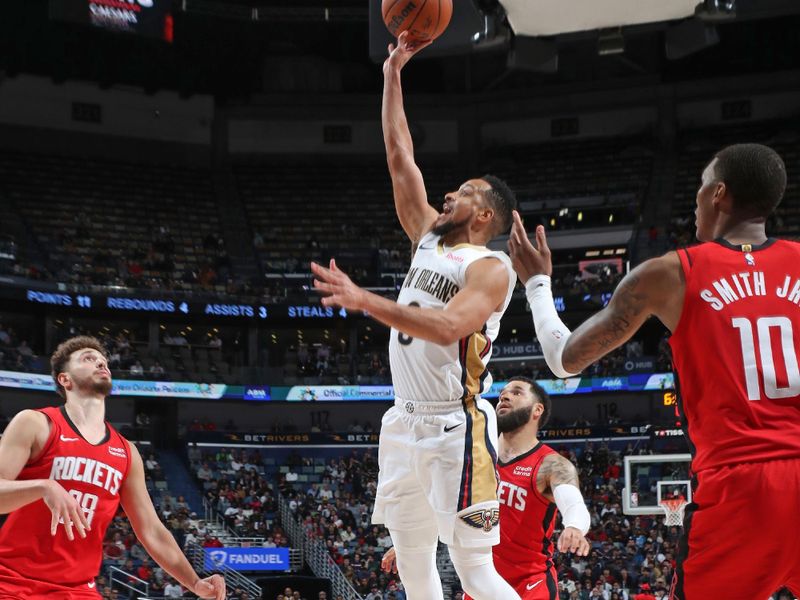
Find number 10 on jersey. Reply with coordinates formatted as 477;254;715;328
732;316;800;401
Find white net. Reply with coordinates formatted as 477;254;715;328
659;499;687;527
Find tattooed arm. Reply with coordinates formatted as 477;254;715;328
560;252;683;373
536;453;580;500
508;212;684;376
537;453;591;554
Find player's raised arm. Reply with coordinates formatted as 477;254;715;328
382;31;439;243
536;453;591;556
507;211;683;377
312;256;508;345
120;443;226;600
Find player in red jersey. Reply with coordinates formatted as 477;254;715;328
508;143;799;600
382;376;591;599
0;336;225;600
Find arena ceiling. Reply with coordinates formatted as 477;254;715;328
1;1;799;97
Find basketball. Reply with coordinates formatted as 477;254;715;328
382;0;453;43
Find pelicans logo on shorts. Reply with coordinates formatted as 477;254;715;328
460;508;500;532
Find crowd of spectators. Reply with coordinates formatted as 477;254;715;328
551;267;625;300
51;327;149;378
194;443;680;600
293;342;348;383
48;222;237;294
189;444;290;542
0;321;41;372
284;452;405;599
196;440;797;600
0;420;772;600
95;447;256;599
192;443;638;598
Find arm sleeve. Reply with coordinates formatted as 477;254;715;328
525;275;579;378
553;484;591;535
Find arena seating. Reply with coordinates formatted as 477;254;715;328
481;135;653;229
669;119;800;247
234;158;459;284
98;446;203;598
188;441;686;599
0;151;229;291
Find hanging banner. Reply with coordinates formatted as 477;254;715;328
49;0;174;41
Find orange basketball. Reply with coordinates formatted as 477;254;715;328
382;0;453;43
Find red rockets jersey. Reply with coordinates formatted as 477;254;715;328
670;239;800;473
494;442;558;589
0;406;131;587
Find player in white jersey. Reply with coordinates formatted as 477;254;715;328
311;31;521;600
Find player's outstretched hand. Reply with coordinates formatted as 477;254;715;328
381;547;398;574
383;31;434;74
507;210;553;281
192;574;226;600
312;259;366;311
42;479;90;541
557;526;591;557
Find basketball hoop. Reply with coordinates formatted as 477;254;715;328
659;498;687;527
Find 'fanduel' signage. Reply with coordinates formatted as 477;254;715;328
204;548;289;571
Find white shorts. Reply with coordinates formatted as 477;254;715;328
371;397;501;548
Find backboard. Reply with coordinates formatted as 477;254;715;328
623;453;692;516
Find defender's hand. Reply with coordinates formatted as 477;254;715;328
507;210;553;280
557;527;591;556
381;547;398;574
42;480;91;541
193;574;226;600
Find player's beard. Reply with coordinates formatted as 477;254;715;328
497;404;533;433
432;215;470;237
75;373;113;397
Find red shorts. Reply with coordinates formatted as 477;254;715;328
0;562;100;600
670;458;800;600
464;568;558;600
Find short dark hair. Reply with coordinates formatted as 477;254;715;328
508;375;551;428
481;174;517;235
51;335;107;398
712;144;787;217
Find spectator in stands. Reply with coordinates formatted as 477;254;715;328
130;360;144;376
107;347;121;369
197;462;213;481
633;583;656;600
102;535;125;562
136;557;153;583
149;361;165;377
164;577;183;598
145;453;160;471
364;585;383;600
201;534;223;548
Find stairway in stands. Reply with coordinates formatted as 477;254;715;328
157;450;236;543
212;166;263;284
158;450;206;512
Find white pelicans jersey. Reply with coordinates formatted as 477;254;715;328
389;230;516;404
